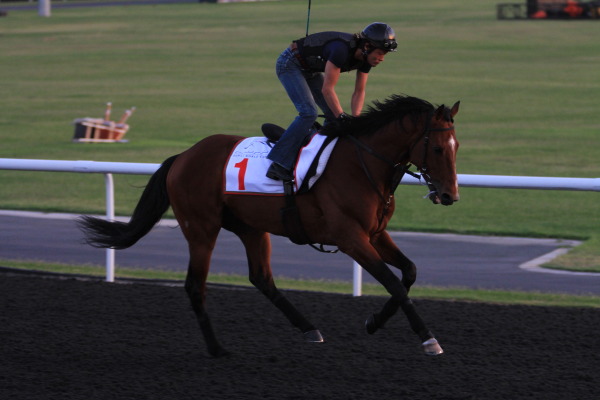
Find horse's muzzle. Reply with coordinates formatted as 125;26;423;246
428;190;459;206
440;193;458;206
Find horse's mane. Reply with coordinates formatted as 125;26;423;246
321;94;436;137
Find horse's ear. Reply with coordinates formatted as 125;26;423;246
451;101;460;118
434;105;446;120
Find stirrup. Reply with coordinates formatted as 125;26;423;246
266;162;294;182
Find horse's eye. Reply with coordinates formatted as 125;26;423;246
433;146;443;155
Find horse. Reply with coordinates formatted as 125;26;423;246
78;94;460;357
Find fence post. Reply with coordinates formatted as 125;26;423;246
38;0;51;17
104;173;115;282
353;261;363;296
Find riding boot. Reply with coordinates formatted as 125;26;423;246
266;162;294;181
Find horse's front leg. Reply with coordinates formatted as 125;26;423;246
345;237;443;355
371;230;417;292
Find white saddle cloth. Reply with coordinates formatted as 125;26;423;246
224;133;338;195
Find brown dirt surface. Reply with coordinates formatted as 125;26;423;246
1;271;598;400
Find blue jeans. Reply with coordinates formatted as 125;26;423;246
267;48;336;170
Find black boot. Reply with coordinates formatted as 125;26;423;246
266;162;293;181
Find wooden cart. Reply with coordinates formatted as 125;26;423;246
73;103;135;143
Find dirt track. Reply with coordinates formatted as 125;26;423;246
1;272;598;400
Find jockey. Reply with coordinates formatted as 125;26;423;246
266;22;397;181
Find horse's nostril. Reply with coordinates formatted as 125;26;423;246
441;193;454;205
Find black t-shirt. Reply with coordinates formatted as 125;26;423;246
323;40;371;74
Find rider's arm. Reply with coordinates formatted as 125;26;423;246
351;71;368;117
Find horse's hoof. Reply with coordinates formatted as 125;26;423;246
304;330;325;343
365;314;378;334
422;338;444;356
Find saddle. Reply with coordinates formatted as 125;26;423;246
261;123;285;142
261;121;323;143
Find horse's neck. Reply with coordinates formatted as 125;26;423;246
366;118;421;165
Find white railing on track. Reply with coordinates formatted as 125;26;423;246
1;158;599;293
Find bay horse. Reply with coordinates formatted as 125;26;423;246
78;95;460;357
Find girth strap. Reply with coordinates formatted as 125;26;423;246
280;181;312;245
280;180;338;253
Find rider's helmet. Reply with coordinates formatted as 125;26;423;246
360;22;397;52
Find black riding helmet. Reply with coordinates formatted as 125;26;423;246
360;22;397;52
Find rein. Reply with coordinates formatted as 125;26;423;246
347;134;414;198
346;114;454;231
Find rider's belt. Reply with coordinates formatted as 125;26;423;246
289;42;309;70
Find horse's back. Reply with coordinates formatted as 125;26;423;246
167;134;243;206
171;134;242;177
182;133;242;161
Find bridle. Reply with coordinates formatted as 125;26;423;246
346;111;455;230
418;118;456;200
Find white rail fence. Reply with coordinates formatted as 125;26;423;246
1;158;599;294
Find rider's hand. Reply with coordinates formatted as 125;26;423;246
337;112;350;122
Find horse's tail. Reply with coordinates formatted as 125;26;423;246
77;155;179;250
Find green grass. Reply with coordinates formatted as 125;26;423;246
3;259;599;308
1;0;599;274
543;236;600;273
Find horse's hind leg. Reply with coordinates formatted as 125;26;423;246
231;225;323;343
183;230;229;357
